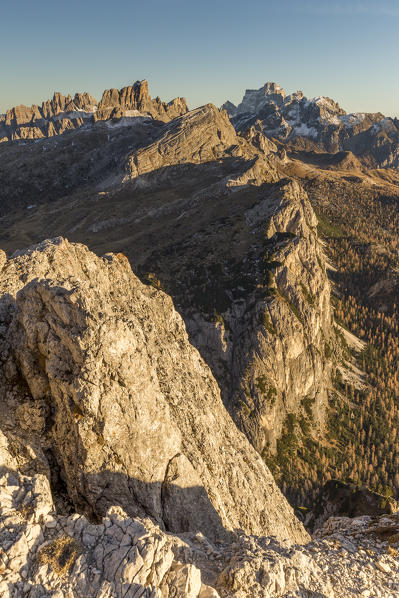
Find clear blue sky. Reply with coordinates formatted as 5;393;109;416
1;0;398;117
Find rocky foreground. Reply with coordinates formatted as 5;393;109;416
0;238;398;597
2;467;399;597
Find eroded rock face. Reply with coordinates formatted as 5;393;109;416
95;79;187;122
0;465;220;598
0;237;308;545
184;179;334;454
0;97;334;488
125;104;240;180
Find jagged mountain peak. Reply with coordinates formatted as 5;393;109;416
227;82;345;118
0;80;188;143
224;81;399;168
234;81;286;115
95;78;188;122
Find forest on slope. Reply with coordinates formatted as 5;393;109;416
268;170;399;509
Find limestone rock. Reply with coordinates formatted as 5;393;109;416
235;82;286;115
221;101;237;117
125;103;239;179
0;237;308;545
185;179;334;455
0;94;333;498
0;468;221;598
1;465;399;597
95;79;187;123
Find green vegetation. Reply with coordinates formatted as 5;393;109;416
276;413;298;469
255;375;277;406
260;309;277;335
324;342;333;359
316;211;344;238
284;176;399;504
278;291;304;324
301;396;315;420
300;282;315;307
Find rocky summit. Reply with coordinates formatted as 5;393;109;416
1;78;399;596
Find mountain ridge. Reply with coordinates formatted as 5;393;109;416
0;80;188;143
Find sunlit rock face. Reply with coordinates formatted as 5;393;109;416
0;237;307;546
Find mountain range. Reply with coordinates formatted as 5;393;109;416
1;79;399;597
223;81;399;168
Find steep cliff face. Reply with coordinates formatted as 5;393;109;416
1;241;396;598
0;237;308;545
0;91;97;142
185;179;333;454
95;79;187;122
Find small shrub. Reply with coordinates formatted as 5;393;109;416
300;282;315;307
260;310;276;335
301;396;315;420
255;376;277;406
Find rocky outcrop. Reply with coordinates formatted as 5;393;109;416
2;463;399;597
0;97;334;486
125;104;240;180
224;81;399;168
0;91;97;142
185;179;334;454
0;237;307;545
236;82;286;114
3;91;97;127
0;80;187;143
106;102;334;461
95;79;187;122
0;466;220;598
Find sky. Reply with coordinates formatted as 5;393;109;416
1;0;398;117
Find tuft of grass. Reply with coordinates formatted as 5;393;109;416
146;272;165;291
37;536;81;577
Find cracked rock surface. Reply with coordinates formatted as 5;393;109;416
0;237;307;547
1;464;399;597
